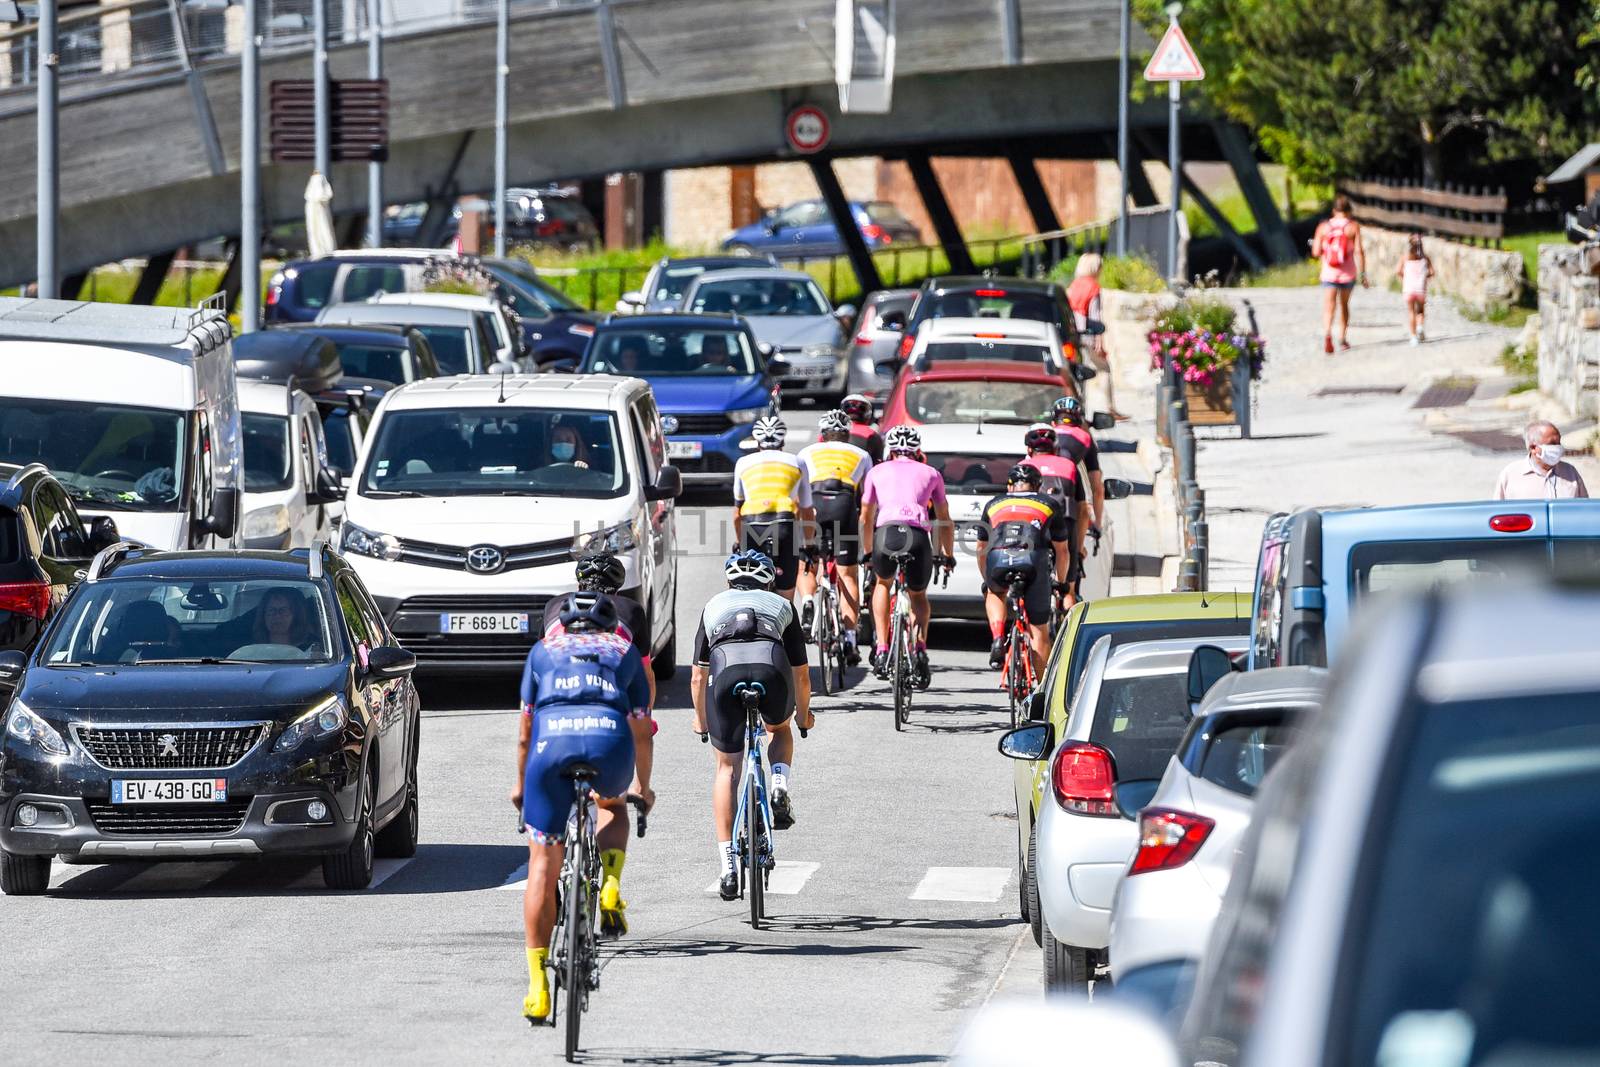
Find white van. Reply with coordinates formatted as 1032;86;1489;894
339;374;683;674
0;297;241;549
238;379;342;549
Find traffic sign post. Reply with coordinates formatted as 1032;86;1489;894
1145;6;1204;284
785;105;831;155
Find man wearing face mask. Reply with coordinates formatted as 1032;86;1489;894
1494;421;1588;500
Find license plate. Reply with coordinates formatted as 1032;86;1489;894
441;612;529;634
667;440;703;459
789;363;833;379
112;778;227;804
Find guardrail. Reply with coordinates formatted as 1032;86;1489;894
1156;363;1208;592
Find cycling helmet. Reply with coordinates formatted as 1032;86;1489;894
840;394;873;423
1052;395;1085;424
1023;423;1059;452
574;551;626;593
724;549;778;589
1007;462;1043;490
884;424;922;454
557;590;619;633
751;415;787;449
817;410;851;438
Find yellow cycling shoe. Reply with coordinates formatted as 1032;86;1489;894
599;875;628;938
523;947;550;1023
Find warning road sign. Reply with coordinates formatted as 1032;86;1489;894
1144;22;1205;81
785;105;831;154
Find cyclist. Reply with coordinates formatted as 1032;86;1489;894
539;550;655;937
689;550;813;900
795;409;873;663
840;393;885;463
512;591;649;1023
859;424;954;688
1051;396;1106;537
975;463;1071;676
1020;423;1089;607
732;415;814;600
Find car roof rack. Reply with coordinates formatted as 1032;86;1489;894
309;539;327;580
86;540;147;582
2;462;48;494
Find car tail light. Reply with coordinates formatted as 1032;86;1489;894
0;581;51;620
1051;741;1117;816
537;220;563;237
1062;341;1078;362
1129;808;1215;875
975;288;1007;297
264;285;281;307
862;223;888;242
1490;513;1533;532
899;332;915;359
974;332;1007;339
450;234;463;255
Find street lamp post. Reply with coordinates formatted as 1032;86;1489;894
1115;0;1130;256
36;0;58;299
366;0;382;247
493;0;508;258
313;0;330;177
240;0;260;331
1165;2;1182;282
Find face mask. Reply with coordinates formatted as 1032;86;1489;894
553;442;576;462
1538;444;1565;466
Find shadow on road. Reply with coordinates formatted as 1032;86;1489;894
577;1048;938;1066
613;937;910;960
763;913;1021;934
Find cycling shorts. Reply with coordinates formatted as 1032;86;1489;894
706;639;794;754
871;523;934;591
813;490;860;566
521;703;635;842
984;546;1054;623
742;513;799;592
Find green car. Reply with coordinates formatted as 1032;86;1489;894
1009;592;1251;937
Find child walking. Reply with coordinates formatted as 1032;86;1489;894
1399;234;1433;344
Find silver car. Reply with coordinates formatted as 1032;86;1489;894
679;269;854;402
614;254;779;315
315;300;495;377
1108;665;1322;983
846;288;916;395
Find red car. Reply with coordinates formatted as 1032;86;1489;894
877;360;1083;429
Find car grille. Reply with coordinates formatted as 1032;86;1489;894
73;724;268;770
390;534;573;574
86;801;252;836
391;594;551;663
664;412;732;435
672;453;735;474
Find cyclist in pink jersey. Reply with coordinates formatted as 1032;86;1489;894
858;424;954;686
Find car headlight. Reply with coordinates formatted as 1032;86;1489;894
572;519;640;555
342;521;402;561
273;696;348;753
242;504;290;540
5;700;68;758
802;343;838;359
727;407;765;425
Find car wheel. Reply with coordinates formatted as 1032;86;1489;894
1040;899;1091;993
729;244;758;256
1024;825;1042;945
375;737;419;859
0;848;50;895
324;763;376;890
652;592;678;681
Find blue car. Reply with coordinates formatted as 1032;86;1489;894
722;199;922;259
580;314;778;485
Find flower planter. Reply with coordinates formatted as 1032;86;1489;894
1184;374;1235;424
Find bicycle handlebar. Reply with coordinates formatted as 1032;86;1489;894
625;793;649;838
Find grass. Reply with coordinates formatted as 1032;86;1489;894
1238;258;1322;287
1500;338;1538;394
1500;230;1565;287
1457;300;1534;329
1047;252;1166;293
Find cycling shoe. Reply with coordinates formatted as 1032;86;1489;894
718;872;739;901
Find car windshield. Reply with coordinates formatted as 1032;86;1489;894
335;343;413;384
864;202;913;226
242;414;293;492
652;262;746;304
926;287;1059;324
1342;691;1600;1066
41;577;336;665
415;326;474;375
1196;715;1302;796
1064;618;1249;714
361;407;625;498
902;380;1057;424
923;452;1016;495
688;277;829;317
583;326;758;377
1088;670;1193;783
488;259;583;312
0;398;186;512
920;340;1053;365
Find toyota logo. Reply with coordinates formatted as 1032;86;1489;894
465;544;505;574
660;414;680;434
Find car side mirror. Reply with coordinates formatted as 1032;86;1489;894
874;357;901;374
834;303;857;322
201;487;240;539
1091;411;1116;431
88;515;121;552
645;465;683;502
311;467;344;505
616;290;643;312
1186;644;1238;710
1082;318;1107;336
488;359;519;375
1070;363;1097;382
767;356;792;377
1026;689;1047;722
757;341;776;359
997;722;1054;761
366;644;417;678
0;649;27;685
1103;477;1133;500
879;310;906;331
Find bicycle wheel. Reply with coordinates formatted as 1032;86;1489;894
892;613;911;730
1008;629;1029;726
814;591;834;697
745;765;764;928
562;808;587;1061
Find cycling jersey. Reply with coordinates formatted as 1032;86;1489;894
1021;452;1086;507
520;630;651;718
542;595;651;663
976;491;1069;621
693;588;809;754
800;440;872;564
860;456;946;530
1054;423;1101;474
733;450;813;517
848;424;885;464
797;439;872;493
692;588;807;668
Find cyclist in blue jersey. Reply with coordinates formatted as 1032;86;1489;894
511;591;650;1024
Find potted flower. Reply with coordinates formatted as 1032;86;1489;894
1147;295;1266;434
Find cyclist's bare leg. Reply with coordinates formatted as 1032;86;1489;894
839;566;861;629
765;719;794;769
523;838;565;951
983;589;1008;640
1027;621;1050;677
910;589;932;646
795;562;817;605
871;579;892;647
713;749;743;841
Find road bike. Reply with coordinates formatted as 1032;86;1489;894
998;573;1039;727
807;554;849;695
881;552;951;731
724;681;806;929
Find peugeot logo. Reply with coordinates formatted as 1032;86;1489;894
466;544;506;574
660;414;680;434
157;733;180;759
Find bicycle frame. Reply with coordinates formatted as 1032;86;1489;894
730;685;774;927
1001;582;1038;724
551;773;601;1059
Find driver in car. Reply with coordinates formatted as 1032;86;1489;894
698;334;734;374
548;423;590;469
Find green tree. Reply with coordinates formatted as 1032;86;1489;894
1138;0;1600;184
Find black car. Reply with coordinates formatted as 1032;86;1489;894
0;545;420;894
0;463;119;665
895;276;1085;363
273;322;442;387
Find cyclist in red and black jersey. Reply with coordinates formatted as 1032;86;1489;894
841;393;885;464
1052;396;1105;537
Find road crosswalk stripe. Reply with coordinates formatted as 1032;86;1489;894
702;860;819;895
909;866;1011;902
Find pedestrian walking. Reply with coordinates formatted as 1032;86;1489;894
1066;253;1124;419
1310;195;1367;354
1493;420;1589;500
1398;234;1433;344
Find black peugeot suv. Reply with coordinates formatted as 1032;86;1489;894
0;544;420;894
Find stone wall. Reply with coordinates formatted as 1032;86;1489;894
1360;225;1524;312
1537;243;1600;420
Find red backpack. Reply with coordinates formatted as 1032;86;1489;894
1322;218;1353;269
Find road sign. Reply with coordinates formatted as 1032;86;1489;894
1144;22;1205;81
269;79;390;164
785;105;831;154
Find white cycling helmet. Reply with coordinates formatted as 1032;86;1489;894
751;415;787;449
724;549;778;588
817;410;851;436
884;424;922;454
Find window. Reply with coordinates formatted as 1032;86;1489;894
1351;539;1551;600
688;277;829;317
863;202;912;226
323;411;358;476
1087;671;1192;783
1061;618;1249;718
341;266;407;303
487;260;582;312
415;326;474;375
928;288;1059;325
293;262;338;310
581;326;759;377
776;201;826;228
1196;717;1301;796
32;483;85;558
636;395;667;473
919;340;1054;365
902;380;1056;425
336;575;379;650
0;399;186;512
298;415;319;492
1252;538;1286;667
242;414;293;492
335;343;413;384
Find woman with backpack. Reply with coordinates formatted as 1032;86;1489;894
1311;195;1367;354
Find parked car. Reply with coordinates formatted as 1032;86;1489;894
368;291;526;368
236;380;342;550
907;317;1073;377
679;269;854;402
579;314;778;486
897;276;1085;365
262;251;600;367
847;288;918;396
338;374;682;673
0;544;421;894
465;187;600;252
1250;500;1600;669
722;199;921;258
272;323;441;387
316;301;496;377
615;254;781;315
0;463;119;671
1108;664;1323;986
1007;593;1252;951
876;359;1082;429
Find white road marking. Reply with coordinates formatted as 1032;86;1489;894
702;860;820;896
909;866;1011;902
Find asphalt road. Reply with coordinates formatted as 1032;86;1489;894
0;407;1067;1065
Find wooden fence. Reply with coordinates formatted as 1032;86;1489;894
1336;177;1507;245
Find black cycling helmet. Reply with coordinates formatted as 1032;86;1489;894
840;394;873;423
574;551;626;593
1007;462;1043;490
557;591;619;633
1052;395;1085;425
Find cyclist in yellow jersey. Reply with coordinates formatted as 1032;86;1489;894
731;416;814;597
795;410;873;662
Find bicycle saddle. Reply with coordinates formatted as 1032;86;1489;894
561;761;601;781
